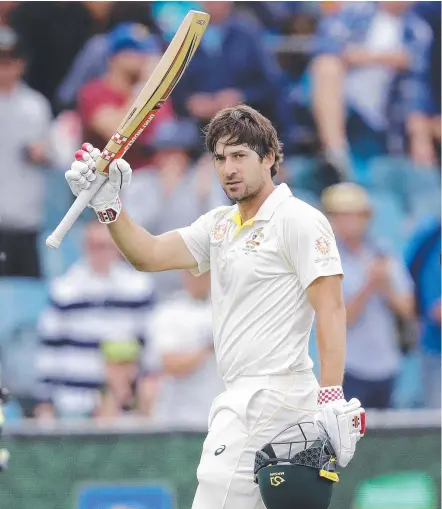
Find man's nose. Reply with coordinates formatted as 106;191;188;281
224;157;237;177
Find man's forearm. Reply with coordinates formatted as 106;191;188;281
312;55;347;150
316;305;347;387
383;290;415;318
107;209;158;271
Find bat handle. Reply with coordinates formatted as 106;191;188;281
45;173;108;249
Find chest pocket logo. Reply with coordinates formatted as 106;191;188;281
243;227;265;254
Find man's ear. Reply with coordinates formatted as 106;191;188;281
264;149;275;170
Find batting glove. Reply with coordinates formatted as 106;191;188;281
65;143;132;224
314;386;366;468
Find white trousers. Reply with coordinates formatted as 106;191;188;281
191;370;319;509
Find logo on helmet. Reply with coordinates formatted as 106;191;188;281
270;473;285;487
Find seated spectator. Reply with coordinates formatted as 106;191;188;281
77;23;174;171
321;183;414;409
172;1;285;134
96;337;158;419
405;216;441;409
149;271;224;428
34;221;155;419
5;1;112;110
0;27;51;278
311;2;434;176
408;1;441;167
56;2;160;112
124;119;226;299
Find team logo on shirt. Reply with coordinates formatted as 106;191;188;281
244;227;264;253
314;236;331;256
211;220;229;242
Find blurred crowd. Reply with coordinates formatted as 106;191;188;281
0;1;440;424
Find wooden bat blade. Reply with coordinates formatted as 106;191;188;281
95;10;210;174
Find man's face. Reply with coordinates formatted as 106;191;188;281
84;223;120;272
112;50;149;82
328;211;371;242
213;137;273;203
0;55;24;87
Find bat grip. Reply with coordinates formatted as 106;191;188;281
45;173;108;249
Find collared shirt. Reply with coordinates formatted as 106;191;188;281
36;260;156;417
340;241;413;380
177;184;343;382
149;292;224;428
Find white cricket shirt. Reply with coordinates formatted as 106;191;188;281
177;184;343;382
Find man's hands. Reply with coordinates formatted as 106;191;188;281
314;386;366;468
65;143;132;224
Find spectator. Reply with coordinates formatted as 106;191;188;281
34;221;155;419
56;2;159;112
0;26;51;278
8;2;112;110
124;119;226;299
321;182;414;409
149;271;224;428
311;1;434;176
77;22;174;172
172;1;285;134
405;217;441;409
96;337;158;419
408;1;441;166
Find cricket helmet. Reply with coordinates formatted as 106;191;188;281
254;421;339;509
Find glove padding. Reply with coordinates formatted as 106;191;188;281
65;143;132;223
314;387;365;468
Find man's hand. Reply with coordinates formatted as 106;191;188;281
366;257;391;292
65;143;132;223
314;386;366;468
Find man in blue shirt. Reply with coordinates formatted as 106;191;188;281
322;182;414;408
405;217;441;409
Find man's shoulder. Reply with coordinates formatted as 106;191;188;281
17;83;51;113
276;195;325;223
201;204;236;225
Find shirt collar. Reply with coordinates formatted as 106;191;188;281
226;184;293;232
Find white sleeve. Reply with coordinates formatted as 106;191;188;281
176;208;219;276
282;210;343;290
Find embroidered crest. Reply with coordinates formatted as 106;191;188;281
243;227;265;253
212;220;228;242
314;236;331;256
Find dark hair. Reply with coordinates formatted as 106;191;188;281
204;104;283;178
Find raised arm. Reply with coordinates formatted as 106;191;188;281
65;144;213;274
107;209;197;272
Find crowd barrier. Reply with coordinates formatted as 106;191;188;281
1;409;440;509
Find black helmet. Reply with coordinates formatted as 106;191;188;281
254;421;339;509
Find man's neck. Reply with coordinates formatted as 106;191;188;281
237;182;276;223
0;81;18;94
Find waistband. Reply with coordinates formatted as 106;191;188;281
224;370;317;392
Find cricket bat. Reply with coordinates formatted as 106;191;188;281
46;10;210;249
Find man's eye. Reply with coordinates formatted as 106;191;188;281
234;154;245;159
214;155;224;161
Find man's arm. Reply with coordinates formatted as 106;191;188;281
306;275;346;387
66;147;212;274
162;347;213;377
108;209;197;272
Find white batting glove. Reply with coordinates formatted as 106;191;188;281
65;143;132;224
314;386;366;468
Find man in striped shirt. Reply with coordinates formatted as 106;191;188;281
34;221;157;419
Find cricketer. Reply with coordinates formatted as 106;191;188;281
65;104;365;509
